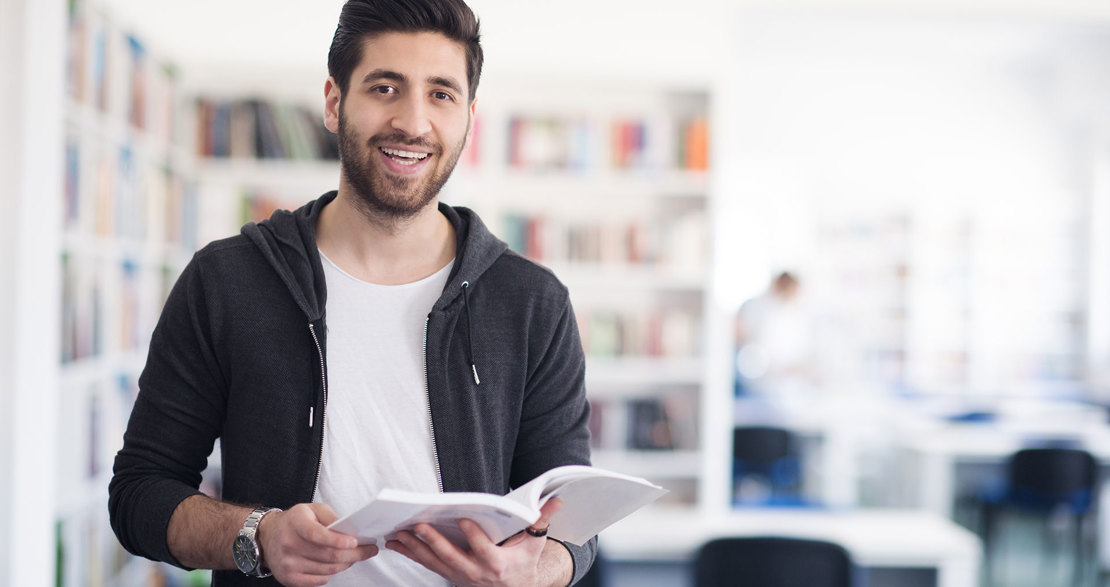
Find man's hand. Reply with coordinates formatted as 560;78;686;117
258;502;379;587
385;497;573;587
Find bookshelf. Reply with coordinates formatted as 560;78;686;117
454;80;713;507
804;202;1087;399
190;79;715;508
53;1;206;585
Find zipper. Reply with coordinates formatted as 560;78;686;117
425;316;444;493
308;322;328;501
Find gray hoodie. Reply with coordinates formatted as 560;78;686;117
109;191;596;585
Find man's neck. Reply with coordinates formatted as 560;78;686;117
316;188;456;286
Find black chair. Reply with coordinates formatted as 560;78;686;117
980;447;1098;586
694;536;854;587
732;426;803;506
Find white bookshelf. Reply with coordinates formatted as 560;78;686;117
454;80;713;507
51;1;206;585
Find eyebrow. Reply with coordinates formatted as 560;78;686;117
360;69;465;95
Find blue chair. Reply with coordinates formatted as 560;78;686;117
694;536;854;587
732;426;803;506
980;447;1098;586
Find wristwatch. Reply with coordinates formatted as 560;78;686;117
233;507;281;578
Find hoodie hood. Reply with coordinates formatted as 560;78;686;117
240;191;509;321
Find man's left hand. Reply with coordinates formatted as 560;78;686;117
385;497;572;587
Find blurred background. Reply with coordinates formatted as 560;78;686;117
4;0;1110;585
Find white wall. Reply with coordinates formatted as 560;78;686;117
0;0;65;583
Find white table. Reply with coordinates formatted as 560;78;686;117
599;507;981;587
894;416;1110;567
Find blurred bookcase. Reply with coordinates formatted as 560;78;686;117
199;79;715;507
805;198;1086;399
57;0;207;585
452;81;713;506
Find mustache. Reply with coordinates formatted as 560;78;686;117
369;132;440;153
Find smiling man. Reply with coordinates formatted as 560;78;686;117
107;1;595;586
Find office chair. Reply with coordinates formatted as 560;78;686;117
693;536;854;587
732;426;803;506
980;447;1098;587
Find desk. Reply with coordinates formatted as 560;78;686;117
599;508;981;587
895;418;1110;566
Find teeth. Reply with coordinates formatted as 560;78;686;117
380;147;430;160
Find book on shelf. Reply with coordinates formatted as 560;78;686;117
506;112;709;173
678;116;709;171
328;465;666;548
195;98;339;161
625;395;699;452
579;309;699;359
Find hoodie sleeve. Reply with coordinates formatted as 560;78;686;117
108;255;225;568
513;296;596;584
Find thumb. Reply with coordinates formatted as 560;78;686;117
534;496;563;530
307;501;341;526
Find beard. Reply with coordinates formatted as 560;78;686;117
337;101;467;223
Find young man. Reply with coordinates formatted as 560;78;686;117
108;1;595;585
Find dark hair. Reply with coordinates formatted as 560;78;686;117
328;0;484;102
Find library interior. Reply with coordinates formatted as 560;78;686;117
4;0;1110;585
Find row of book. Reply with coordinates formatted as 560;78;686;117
587;394;698;451
64;136;198;248
501;211;709;269
579;309;700;359
506;115;709;171
195;99;340;160
66;0;180;144
60;254;175;364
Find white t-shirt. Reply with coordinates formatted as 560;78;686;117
314;251;453;586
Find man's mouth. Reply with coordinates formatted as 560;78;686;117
379;146;431;166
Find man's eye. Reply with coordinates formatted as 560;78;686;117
373;86;395;95
433;91;452;101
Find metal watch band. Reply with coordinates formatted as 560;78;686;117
240;507;282;578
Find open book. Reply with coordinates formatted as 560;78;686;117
328;465;666;548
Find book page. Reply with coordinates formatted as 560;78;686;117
328;489;539;549
504;465;668;546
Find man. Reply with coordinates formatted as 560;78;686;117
108;1;595;585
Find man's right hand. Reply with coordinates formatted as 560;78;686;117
258;503;379;587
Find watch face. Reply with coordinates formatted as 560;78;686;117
233;535;259;574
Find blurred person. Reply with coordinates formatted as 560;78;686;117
108;1;593;586
734;271;816;403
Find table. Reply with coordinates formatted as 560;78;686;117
894;416;1110;567
599;507;981;587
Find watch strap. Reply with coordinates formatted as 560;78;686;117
239;507;282;577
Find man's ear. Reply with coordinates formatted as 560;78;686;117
324;77;341;134
463;99;478;149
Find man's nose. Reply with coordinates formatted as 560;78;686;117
390;94;433;137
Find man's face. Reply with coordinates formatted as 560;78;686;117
328;31;474;220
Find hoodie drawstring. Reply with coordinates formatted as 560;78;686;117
461;281;480;385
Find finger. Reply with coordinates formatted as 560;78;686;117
280;572;335;587
294;519;359;550
307;502;341;526
458;518;498;558
500;531;529;549
296;543;376;566
385;539;412;558
279;558;360;577
356;544;380;560
389;531;455;579
412;523;480;573
535;496;563;529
